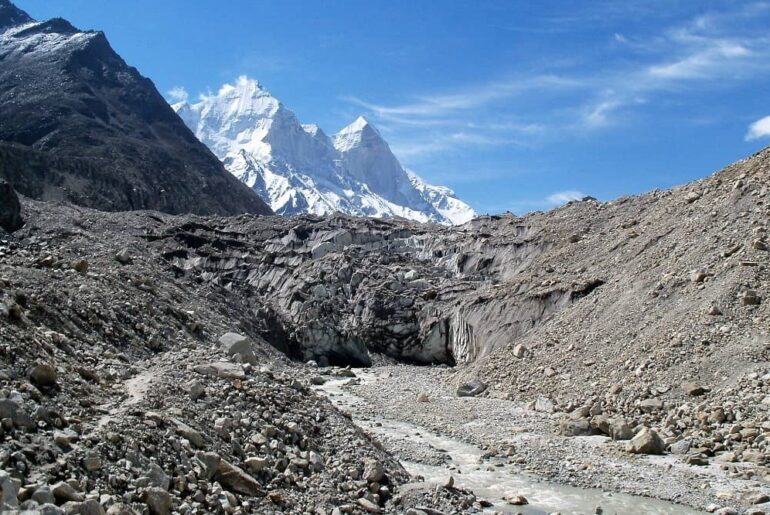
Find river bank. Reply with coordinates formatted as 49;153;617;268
313;365;770;514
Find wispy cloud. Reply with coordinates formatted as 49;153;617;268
346;75;580;119
345;1;770;165
746;115;770;141
167;86;188;103
546;190;588;204
391;131;531;158
501;190;589;215
646;40;751;80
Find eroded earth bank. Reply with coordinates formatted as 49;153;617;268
1;147;770;513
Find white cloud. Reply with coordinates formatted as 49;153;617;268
546;190;587;205
746;115;770;140
390;131;518;158
504;190;589;215
646;41;752;80
614;32;630;44
167;86;188;103
345;1;770;163
584;98;622;128
345;75;581;119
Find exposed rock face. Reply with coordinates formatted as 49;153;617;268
138;213;604;367
0;179;22;232
0;1;271;216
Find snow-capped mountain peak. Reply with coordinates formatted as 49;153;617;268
173;76;476;225
333;115;381;151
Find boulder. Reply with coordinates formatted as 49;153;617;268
669;439;691;455
690;269;708;283
681;382;707;396
626;427;665;454
530;397;555;413
80;499;106;515
218;332;257;365
194;362;245;380
416;392;430;402
685;191;701;203
456;379;486;397
0;399;34;428
0;180;23;232
115;248;133;264
28;363;58;387
611;418;634;440
0;470;18;508
215;459;265;497
143;487;171;515
146;463;170;490
740;290;761;306
106;504;139;515
559;417;592;436
357;498;383;513
170;418;206;448
363;459;385;483
506;495;528;505
52;481;83;503
590;415;611;435
32;486;55;504
639;398;663;413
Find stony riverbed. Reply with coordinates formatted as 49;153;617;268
312;365;770;514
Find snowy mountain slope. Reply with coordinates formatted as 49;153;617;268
173;76;476;224
407;171;476;225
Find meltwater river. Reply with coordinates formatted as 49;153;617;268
315;372;705;515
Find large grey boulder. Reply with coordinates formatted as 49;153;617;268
626;427;665;454
215;459;265;497
611;418;634;440
0;399;34;428
143;487;171;515
218;332;257;365
193;362;245;380
559;417;593;436
0;180;23;232
0;470;18;508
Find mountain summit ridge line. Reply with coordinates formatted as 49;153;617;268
173;76;476;225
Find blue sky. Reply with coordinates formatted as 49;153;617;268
16;0;770;214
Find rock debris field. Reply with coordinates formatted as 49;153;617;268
1;147;770;513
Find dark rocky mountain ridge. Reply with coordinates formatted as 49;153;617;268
0;0;271;216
